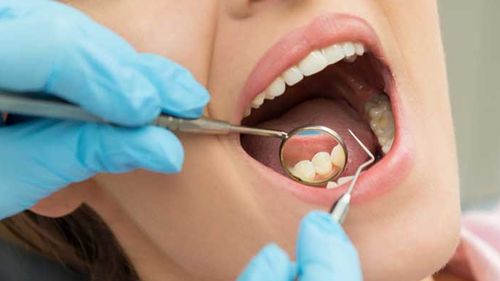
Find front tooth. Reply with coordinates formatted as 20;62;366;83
291;160;316;182
297;50;328;76
337;176;354;185
322;44;345;65
311;152;333;176
282;67;304;86
342;42;356;57
331;144;346;168
251;93;266;109
326;181;339;189
265;77;286;99
354;43;365;56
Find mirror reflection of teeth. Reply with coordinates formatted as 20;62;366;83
331;144;346;168
365;94;395;154
290;160;316;182
311;152;332;175
244;41;366;117
289;146;347;182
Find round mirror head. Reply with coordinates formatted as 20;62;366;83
279;126;347;186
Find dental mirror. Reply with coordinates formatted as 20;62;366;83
279;126;347;186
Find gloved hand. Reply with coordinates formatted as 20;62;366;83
238;212;363;281
0;0;209;219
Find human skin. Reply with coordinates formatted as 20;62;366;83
36;1;462;281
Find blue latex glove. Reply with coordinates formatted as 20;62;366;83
0;0;209;219
238;212;363;281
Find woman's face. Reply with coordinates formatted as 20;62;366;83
63;1;461;280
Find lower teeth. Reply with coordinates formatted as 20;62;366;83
326;93;394;189
365;94;395;155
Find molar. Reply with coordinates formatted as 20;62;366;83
311;151;333;176
331;144;346;169
291;160;316;182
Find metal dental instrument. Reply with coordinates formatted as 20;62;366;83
0;90;348;186
0;91;288;138
330;129;375;224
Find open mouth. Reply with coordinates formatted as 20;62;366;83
235;14;413;205
241;43;392;187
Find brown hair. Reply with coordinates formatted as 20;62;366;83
1;205;138;281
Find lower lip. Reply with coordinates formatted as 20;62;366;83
234;75;415;208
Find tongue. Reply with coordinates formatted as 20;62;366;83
241;98;377;179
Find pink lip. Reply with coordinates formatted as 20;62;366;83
234;13;415;207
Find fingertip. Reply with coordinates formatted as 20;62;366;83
136;54;210;119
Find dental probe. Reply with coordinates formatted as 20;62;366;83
0;91;288;139
330;129;375;224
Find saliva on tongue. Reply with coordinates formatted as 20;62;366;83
241;98;377;180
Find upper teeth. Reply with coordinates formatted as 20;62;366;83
244;41;366;117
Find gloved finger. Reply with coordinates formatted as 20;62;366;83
297;212;363;281
0;120;183;218
0;0;209;125
136;53;210;119
237;244;296;281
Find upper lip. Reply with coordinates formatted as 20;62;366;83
232;13;415;207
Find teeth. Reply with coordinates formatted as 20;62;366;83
291;160;316;182
345;55;358;63
265;77;286;99
297;50;328;76
326;181;339;189
330;144;346;169
342;42;356;57
322;44;345;65
244;108;251;117
326;176;354;189
251;93;266;109
366;94;395;154
354;43;365;56
311;152;333;176
282;67;304;86
382;138;394;154
337;176;354;185
245;41;367;115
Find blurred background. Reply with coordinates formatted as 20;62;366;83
439;0;500;209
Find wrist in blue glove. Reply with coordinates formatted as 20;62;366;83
0;0;209;219
238;212;363;281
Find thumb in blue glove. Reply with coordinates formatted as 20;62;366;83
237;212;363;281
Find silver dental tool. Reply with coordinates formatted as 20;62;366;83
330;129;375;224
0;90;348;186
